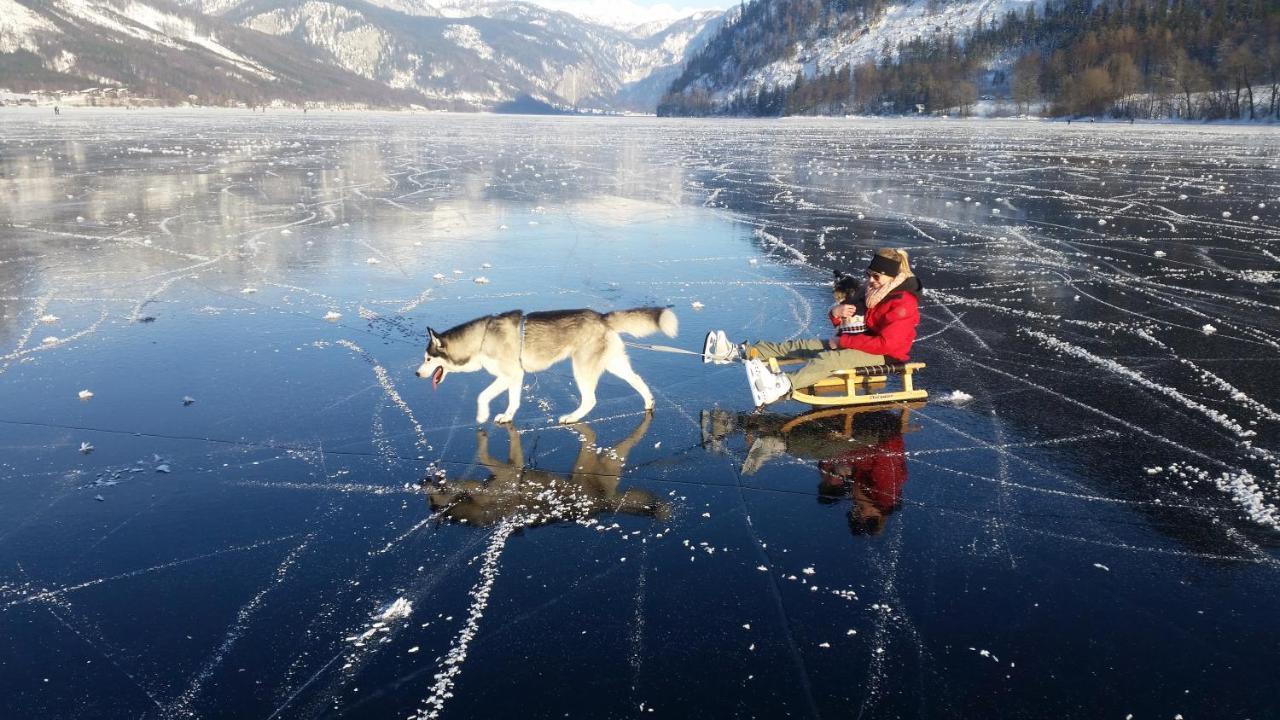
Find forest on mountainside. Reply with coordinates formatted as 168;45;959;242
658;0;1280;120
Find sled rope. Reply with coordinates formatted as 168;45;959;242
623;341;704;357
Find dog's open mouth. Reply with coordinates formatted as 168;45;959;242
431;366;444;390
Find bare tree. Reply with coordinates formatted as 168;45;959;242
955;79;978;117
1167;49;1206;118
1012;53;1041;115
1223;42;1261;120
1107;53;1142;117
1267;41;1280;118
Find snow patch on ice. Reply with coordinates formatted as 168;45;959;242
378;596;413;621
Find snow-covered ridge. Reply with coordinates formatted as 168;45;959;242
4;0;723;109
713;0;1041;96
443;23;493;61
529;0;725;36
356;0;723;36
230;0;725;110
20;0;275;80
0;0;58;54
244;2;393;82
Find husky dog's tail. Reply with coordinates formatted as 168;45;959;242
605;307;678;338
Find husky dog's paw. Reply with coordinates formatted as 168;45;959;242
642;398;655;410
475;410;489;424
558;412;583;424
494;412;515;424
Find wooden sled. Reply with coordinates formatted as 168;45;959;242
778;400;926;436
767;358;928;407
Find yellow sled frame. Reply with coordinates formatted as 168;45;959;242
778;400;926;436
768;358;928;407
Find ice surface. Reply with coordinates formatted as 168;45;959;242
0;111;1277;720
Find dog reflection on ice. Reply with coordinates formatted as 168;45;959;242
702;405;917;535
425;412;670;528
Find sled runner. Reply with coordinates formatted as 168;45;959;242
767;358;928;407
778;400;926;436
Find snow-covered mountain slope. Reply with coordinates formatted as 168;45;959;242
0;0;425;105
671;0;1040;102
210;0;724;110
758;0;1038;90
529;0;722;36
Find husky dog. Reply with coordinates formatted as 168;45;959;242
415;307;678;424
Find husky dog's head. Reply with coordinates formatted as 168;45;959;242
416;323;488;389
415;328;459;389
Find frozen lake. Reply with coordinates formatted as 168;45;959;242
1;111;1278;719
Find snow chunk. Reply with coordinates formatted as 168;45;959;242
1200;324;1216;335
323;311;342;321
377;597;413;621
78;389;94;400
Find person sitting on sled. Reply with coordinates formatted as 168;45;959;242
704;248;922;406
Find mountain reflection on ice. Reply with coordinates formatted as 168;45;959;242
0;111;1277;720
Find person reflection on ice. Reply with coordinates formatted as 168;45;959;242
816;429;906;536
702;404;913;536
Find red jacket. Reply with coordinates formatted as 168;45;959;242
829;290;919;362
850;435;907;510
818;435;907;511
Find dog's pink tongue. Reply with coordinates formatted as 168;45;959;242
432;367;443;390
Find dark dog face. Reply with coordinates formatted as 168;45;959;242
833;269;861;298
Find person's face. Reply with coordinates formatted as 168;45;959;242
865;270;891;291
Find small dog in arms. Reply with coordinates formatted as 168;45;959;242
416;307;678;424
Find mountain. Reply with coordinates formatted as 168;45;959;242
0;0;725;110
209;0;726;111
0;0;426;106
659;0;1280;122
660;0;1037;114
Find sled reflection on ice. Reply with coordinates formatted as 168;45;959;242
424;413;671;528
702;403;921;535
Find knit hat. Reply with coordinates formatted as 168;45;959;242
864;249;913;309
867;253;901;277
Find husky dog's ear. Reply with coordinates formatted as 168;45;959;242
427;327;443;352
